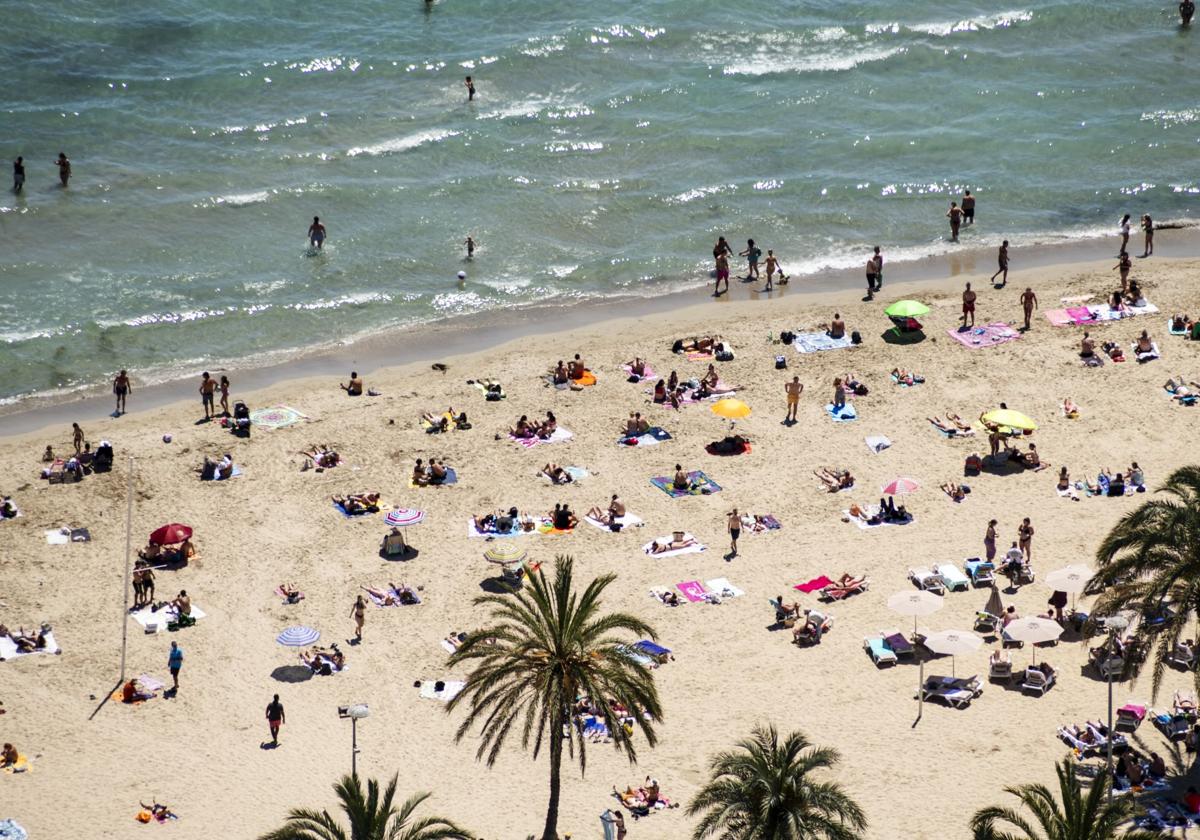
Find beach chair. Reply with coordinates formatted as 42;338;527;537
863;634;898;667
1116;704;1147;731
888;316;923;338
1174;690;1197;716
880;629;915;659
1153;709;1191;741
500;564;525;589
768;598;797;628
908;567;945;594
794;612;833;646
975;611;1001;634
822;575;869;601
1094;654;1126;679
1168;641;1196;670
936;563;970;592
921;675;980;709
988;651;1013;682
1021;667;1055;696
964;558;995;587
382;531;407;556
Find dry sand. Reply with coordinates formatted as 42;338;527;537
2;255;1199;839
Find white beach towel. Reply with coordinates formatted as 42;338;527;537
642;534;706;557
706;577;745;598
842;510;913;530
419;680;465;702
583;513;643;531
44;529;69;545
865;435;891;453
538;466;589;484
513;427;573;448
0;630;61;661
129;604;208;632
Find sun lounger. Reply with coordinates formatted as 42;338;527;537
936;563;970;592
1168;642;1196;669
418;680;465;702
1116;704;1147;730
632;640;671;664
908;567;945;594
989;652;1013;682
864;634;898;667
881;630;915;658
963;558;994;586
1021;667;1055;696
1152;708;1191;741
975;611;1001;634
921;674;981;709
821;576;869;601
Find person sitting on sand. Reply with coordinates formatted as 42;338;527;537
1080;332;1096;358
1126;279;1144;306
648;535;698;554
510;415;534;439
0;743;17;767
815;467;853;492
1135;330;1154;354
667;370;679;394
542;463;571;484
1022;443;1046;471
1109;289;1125;311
279;583;303;604
775;595;801;619
568;353;586;380
551;360;568;386
702;364;719;389
1108;472;1126;497
1062;397;1080;418
626;357;646;377
426;459;448;484
827;314;846;340
41;445;54;463
587;494;626;524
672;464;689;491
473;511;497;533
340;371;363;396
536;411;557;439
1128;462;1145;489
123;678;155;703
170;590;191;617
551;503;577;531
941;482;966;502
652;379;667;404
1057;467;1079;500
1100;341;1125;362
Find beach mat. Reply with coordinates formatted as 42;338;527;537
676;581;709;602
796;575;833;593
511;428;573;448
825;403;857;422
650;471;722;497
419;680;465;702
333;500;380;518
0;630;61;660
947;322;1021;349
706;577;744;598
792;332;853;354
129;604;207;633
617;427;672;447
621;364;656;382
250;405;307;428
408;468;457;488
583;513;643;531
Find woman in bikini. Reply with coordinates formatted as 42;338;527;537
350;596;366;641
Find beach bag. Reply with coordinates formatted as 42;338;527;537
851;331;862;345
775;355;787;369
627;374;640;383
716;349;734;362
671;339;684;353
610;522;622;532
965;454;982;474
780;330;795;345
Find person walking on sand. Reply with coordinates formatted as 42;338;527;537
1019;517;1034;562
351;595;365;642
873;245;884;290
727;508;742;557
464;75;476;101
265;694;285;745
72;422;84;453
199;372;216;419
763;249;782;291
12;156;24;194
784;376;803;424
465;235;475;258
113;370;131;415
946;202;963;242
864;250;879;299
1118;214;1131;254
714;249;730;296
54;152;71;187
308;216;326;250
1141;214;1154;257
1020;287;1038;331
962;190;976;225
990;240;1009;287
219;375;231;416
961;282;977;327
168;641;183;691
739;238;761;282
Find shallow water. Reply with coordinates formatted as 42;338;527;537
1;0;1195;403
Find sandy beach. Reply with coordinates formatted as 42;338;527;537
3;252;1199;839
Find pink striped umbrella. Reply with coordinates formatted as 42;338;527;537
385;508;426;527
882;477;920;496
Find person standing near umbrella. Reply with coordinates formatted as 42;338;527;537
350;595;365;642
168;641;182;692
265;694;285;746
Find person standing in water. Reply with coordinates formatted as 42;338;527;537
1141;214;1154;257
12;157;24;194
739;238;761;282
990;240;1010;286
713;249;730;296
1182;0;1195;25
961;190;976;225
464;76;476;101
946;201;963;242
1118;214;1131;254
465;235;475;258
762;249;781;291
873;245;884;291
113;370;131;416
308;216;326;250
54;152;71;187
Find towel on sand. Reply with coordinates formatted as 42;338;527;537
865;435;891;453
676;581;709;602
539;466;589;484
419;680;465;702
825;403;857;422
129;604;208;632
650;471;721;497
792;332;853;353
642;535;706;557
706;577;744;598
946;322;1021;349
512;427;573;448
408;467;458;488
796;575;834;593
583;513;643;531
843;509;914;530
0;630;61;660
201;465;243;481
617;427;672;447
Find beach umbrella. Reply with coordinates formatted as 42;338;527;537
483;544;527;566
711;398;751;420
276;625;320;647
887;590;944;634
884;300;930;318
1045;565;1093;594
1002;616;1063;665
983;586;1004;618
149;523;192;545
881;477;920;496
981;409;1037;431
384;508;426;528
923;629;984;677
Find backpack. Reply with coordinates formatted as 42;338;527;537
780;330;795;345
851;331;862;345
775;355;787;369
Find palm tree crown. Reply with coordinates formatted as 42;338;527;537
258;773;470;840
1086;466;1200;698
687;723;866;840
970;761;1166;840
447;556;662;840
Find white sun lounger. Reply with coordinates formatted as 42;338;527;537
908;567;945;594
1021;667;1056;696
936;563;970;592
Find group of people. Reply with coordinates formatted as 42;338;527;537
550;355;589;385
652;364;723;408
712;236;787;296
411;458;452;486
333;492;381;514
10;153;70;192
510;411;557;439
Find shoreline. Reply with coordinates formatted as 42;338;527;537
2;227;1196;439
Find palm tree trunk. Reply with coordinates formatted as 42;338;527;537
541;709;564;840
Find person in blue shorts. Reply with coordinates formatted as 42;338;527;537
308;216;326;250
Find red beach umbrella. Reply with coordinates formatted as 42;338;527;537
149;523;193;545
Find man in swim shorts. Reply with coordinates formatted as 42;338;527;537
727;508;742;557
990;240;1009;287
113;369;131;415
962;190;975;225
785;376;803;424
714;250;730;296
1020;287;1038;331
865;251;879;300
308;216;326;250
961;282;976;327
12;157;24;194
199;372;216;419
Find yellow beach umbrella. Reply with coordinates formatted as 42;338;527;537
981;409;1037;431
711;398;751;420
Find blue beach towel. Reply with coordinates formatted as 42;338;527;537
650;471;722;497
202;465;243;481
633;640;671;657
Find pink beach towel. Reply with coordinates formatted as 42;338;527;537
795;575;834;593
1044;309;1074;327
677;580;708;602
1066;306;1097;325
946;322;1022;349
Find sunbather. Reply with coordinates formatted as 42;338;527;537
363;585;400;606
541;463;572;484
672;464;689;491
1080;332;1096;358
708;434;749;455
815;467;853;492
536;411;557;439
626;357;647;377
1062;397;1080;418
648;535;697;554
941;482;966;502
793;610;828;644
510;415;534;438
891;367;924;386
928;416;958;435
674;335;716;354
279;583;303;604
702;364;719;389
1022;443;1047;471
654;590;680;606
587;495;626;524
444;631;468;650
1136;330;1155;354
551;361;568;385
568;354;586;380
945;413;973;432
0;743;17;767
774;595;801;619
300;644;344;672
1099;341;1125;362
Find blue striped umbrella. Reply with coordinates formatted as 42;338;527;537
276;625;320;647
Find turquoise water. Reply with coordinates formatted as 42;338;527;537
1;0;1196;403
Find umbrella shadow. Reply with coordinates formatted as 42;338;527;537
270;665;314;684
881;329;926;346
479;577;517;595
380;546;420;562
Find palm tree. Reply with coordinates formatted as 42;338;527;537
447;556;662;840
258;774;470;840
970;761;1165;839
1086;466;1200;699
687;724;866;840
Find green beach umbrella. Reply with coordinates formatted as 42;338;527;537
884;300;930;318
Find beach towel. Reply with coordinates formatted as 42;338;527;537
947;322;1022;349
706;577;744;598
642;534;706;557
650;471;721;497
685;350;713;361
583;512;643;531
1133;341;1160;362
676;581;709;602
1168;319;1188;336
470;380;505;399
1044;309;1075;327
825;403;857;422
795;575;834;593
538;466;589;484
365;587;421;607
621;364;656;382
419;680;465;702
0;820;29;839
742;514;782;532
865;435;891;453
511;427;573;448
573;370;597;387
333;500;379;518
843;509;913;530
201;465;243;481
1066;306;1097;325
409;467;458;488
890;373;923;387
129;604;207;633
249;405;307;429
44;529;69;545
0;630;61;660
466;517;531;538
617;427;672;447
792;332;853;354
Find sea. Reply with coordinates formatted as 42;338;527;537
1;0;1196;407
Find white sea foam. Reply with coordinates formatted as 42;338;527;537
664;184;737;205
207;191;271;207
724;46;904;76
905;10;1033;37
346;129;459;157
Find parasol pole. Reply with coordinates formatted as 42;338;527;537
119;456;135;683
